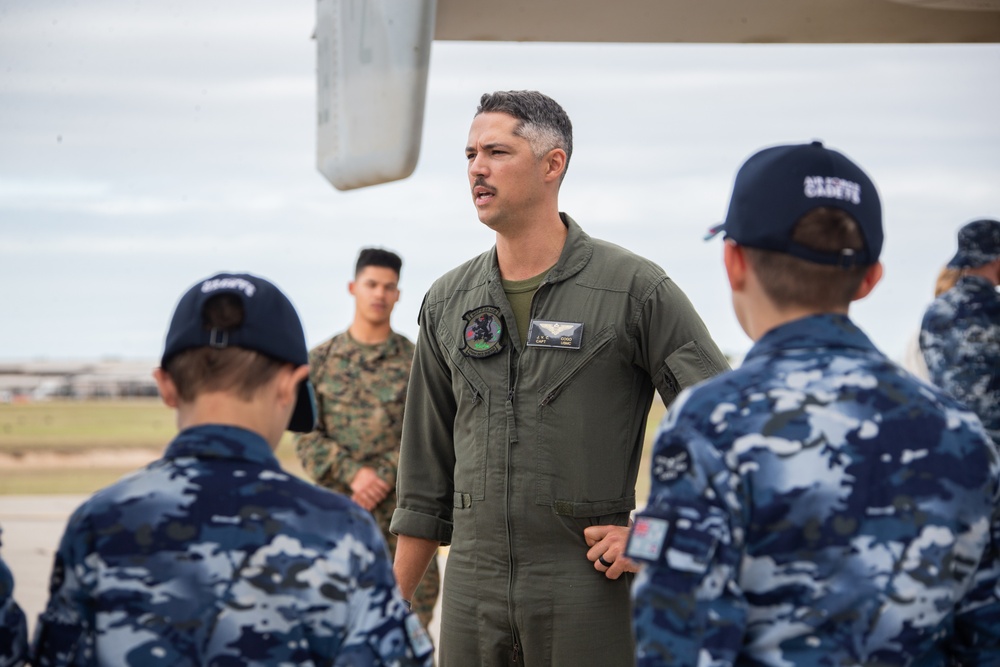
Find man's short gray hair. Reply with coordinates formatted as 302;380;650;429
476;91;573;181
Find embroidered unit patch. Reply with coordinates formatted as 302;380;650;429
461;306;505;358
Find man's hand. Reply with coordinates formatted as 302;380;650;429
584;524;639;579
350;466;391;510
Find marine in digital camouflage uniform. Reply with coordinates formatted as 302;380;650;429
0;526;28;667
920;218;1000;444
295;249;440;630
629;142;1000;665
33;272;433;667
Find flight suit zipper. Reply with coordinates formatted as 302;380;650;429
505;342;521;663
503;280;548;663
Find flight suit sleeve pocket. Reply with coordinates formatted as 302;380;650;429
662;340;720;395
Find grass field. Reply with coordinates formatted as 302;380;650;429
0;399;175;451
0;398;663;502
0;400;306;494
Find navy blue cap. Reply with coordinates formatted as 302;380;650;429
947;218;1000;269
707;141;882;267
161;272;316;433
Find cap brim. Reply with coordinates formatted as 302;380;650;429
288;380;317;433
948;250;1000;270
946;253;967;270
704;222;726;241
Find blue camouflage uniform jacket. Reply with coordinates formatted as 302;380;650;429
920;274;1000;444
32;424;433;667
0;527;28;667
628;314;1000;666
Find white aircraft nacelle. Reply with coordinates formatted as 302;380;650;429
316;0;436;191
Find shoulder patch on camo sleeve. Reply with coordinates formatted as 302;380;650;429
626;516;669;563
652;442;691;483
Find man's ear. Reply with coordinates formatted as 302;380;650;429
348;280;357;297
723;240;747;293
153;368;179;409
852;262;884;302
542;148;567;184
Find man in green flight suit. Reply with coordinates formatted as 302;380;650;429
295;248;440;630
390;91;730;666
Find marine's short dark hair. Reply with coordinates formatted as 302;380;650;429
164;293;285;402
744;207;870;311
355;248;402;277
476;90;573;180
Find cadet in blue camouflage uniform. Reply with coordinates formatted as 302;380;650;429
628;142;1000;665
0;526;28;667
32;272;433;667
295;249;440;629
920;218;1000;444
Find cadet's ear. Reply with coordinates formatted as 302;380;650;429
852;262;884;302
723;240;747;293
153;368;179;409
276;365;311;407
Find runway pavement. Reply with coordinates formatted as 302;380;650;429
0;495;443;656
0;495;87;636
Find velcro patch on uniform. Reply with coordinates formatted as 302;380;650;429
526;320;584;349
405;612;434;657
461;306;505;358
626;516;669;563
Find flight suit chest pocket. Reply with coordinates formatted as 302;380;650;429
451;362;489;502
535;326;630;511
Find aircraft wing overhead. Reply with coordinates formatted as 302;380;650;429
434;0;1000;44
317;0;999;192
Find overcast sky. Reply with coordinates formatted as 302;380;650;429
2;1;998;367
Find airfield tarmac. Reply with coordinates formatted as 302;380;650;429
0;495;444;653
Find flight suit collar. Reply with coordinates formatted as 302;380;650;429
481;212;594;285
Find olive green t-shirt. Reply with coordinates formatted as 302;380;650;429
502;268;550;347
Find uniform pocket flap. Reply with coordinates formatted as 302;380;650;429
552;495;635;517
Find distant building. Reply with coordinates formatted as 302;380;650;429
0;361;158;401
